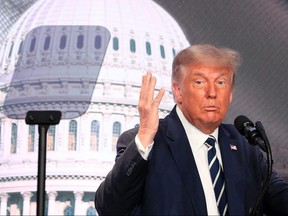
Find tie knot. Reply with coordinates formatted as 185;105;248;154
205;135;216;147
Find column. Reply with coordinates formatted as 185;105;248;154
0;193;9;216
102;112;111;150
74;191;84;216
21;191;33;216
47;191;58;215
2;119;11;157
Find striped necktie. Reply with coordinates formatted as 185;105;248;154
205;135;228;216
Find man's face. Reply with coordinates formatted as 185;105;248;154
173;64;234;134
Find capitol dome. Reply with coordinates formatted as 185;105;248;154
0;0;189;215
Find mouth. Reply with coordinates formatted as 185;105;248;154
204;106;218;111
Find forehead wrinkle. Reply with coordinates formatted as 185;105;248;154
190;70;232;79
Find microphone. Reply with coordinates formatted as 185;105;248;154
234;115;267;152
234;115;273;216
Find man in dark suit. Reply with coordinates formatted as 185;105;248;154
95;44;288;215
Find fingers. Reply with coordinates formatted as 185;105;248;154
137;72;165;147
140;72;155;102
153;88;165;107
140;72;163;104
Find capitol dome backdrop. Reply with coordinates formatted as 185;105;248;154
1;0;288;215
0;0;188;215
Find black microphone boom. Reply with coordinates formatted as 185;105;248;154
234;115;273;216
234;115;267;152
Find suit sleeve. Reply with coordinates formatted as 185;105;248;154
263;164;288;215
95;128;149;215
253;136;288;215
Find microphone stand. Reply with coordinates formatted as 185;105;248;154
25;111;61;216
249;121;273;216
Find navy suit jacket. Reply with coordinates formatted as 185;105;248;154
95;106;288;215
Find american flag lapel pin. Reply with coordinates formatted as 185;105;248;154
230;144;237;151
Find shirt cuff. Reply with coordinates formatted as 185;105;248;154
135;134;154;160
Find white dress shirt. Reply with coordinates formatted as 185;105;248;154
176;106;222;215
135;106;224;215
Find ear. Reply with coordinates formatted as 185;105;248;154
172;81;182;104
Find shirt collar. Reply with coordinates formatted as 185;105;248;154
176;106;219;151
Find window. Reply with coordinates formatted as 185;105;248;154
64;206;74;216
113;122;121;136
160;45;165;59
130;39;136;53
11;123;17;154
112;122;121;151
86;206;97;216
94;35;101;49
44;35;51;51
18;40;23;55
172;48;176;58
68;120;77;151
77;34;84;49
28;125;35;152
113;37;119;51
30;37;36;52
60;35;67;50
47;125;55;151
8;42;14;58
90;120;99;151
146;41;152;55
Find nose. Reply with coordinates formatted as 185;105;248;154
207;82;216;98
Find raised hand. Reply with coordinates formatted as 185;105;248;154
137;72;165;148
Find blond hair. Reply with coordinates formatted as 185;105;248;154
172;44;241;86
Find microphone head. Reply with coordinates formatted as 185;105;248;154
234;115;267;150
234;115;254;135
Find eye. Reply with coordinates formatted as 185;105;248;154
216;78;230;87
193;80;206;87
217;80;226;85
195;80;203;85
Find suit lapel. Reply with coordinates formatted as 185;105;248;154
164;108;246;215
219;125;245;215
165;108;207;215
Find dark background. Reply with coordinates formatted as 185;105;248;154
152;0;288;178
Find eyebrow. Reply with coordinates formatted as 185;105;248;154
192;71;231;77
